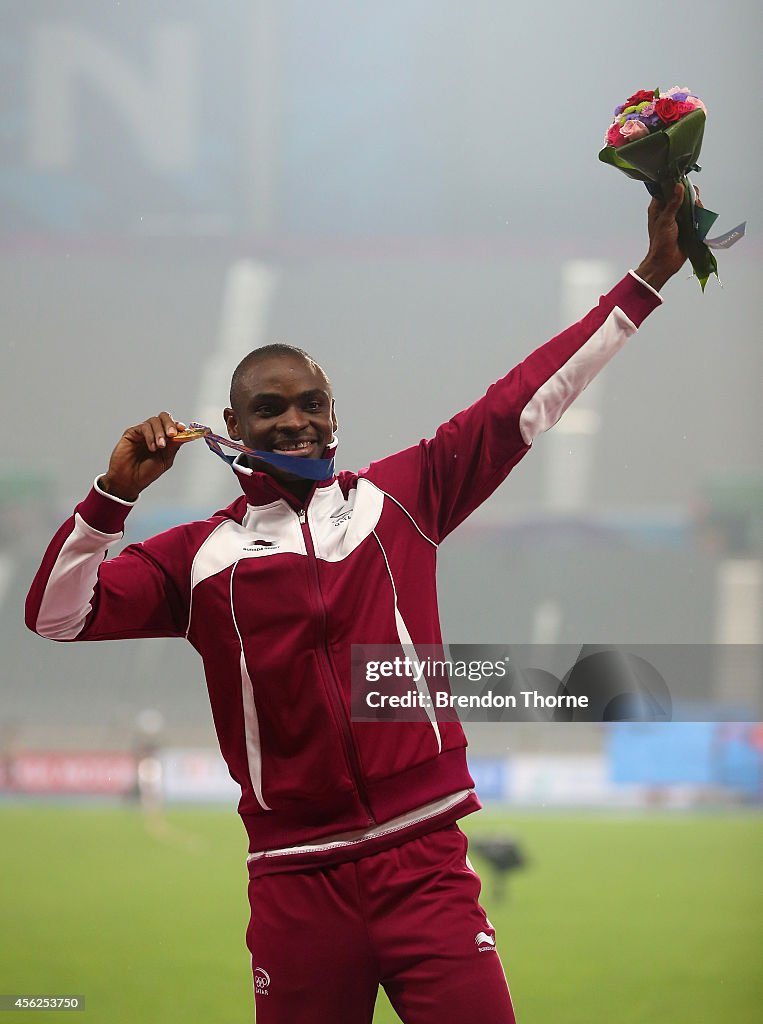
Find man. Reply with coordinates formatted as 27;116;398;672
26;187;688;1023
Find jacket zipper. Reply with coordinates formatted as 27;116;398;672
298;506;375;826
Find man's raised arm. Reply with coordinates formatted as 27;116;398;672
363;186;690;542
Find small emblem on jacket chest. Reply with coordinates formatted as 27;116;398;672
243;538;280;552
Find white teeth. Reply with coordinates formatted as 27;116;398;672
275;441;312;451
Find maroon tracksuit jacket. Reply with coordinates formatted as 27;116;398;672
26;272;661;877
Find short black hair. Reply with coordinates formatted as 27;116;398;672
229;344;332;407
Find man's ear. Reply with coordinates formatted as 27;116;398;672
331;399;338;434
224;407;241;441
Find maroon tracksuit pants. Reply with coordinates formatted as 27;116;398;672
246;824;517;1022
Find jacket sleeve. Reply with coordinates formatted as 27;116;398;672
25;479;191;642
363;272;662;543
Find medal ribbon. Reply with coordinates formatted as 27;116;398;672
175;422;336;481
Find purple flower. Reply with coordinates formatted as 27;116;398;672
636;103;661;128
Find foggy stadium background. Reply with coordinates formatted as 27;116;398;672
1;2;761;1022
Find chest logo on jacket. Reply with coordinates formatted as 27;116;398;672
330;509;353;526
243;538;280;553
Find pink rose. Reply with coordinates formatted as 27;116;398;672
619;118;649;142
684;95;708;115
664;85;693;97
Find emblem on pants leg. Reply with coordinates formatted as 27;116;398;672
254;967;271;996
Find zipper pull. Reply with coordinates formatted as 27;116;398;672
297;509;306;524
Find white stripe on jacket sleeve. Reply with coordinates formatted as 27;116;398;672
519;306;637;445
35;513;122;640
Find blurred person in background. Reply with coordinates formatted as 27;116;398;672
26;187;687;1024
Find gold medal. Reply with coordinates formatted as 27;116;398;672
170;427;210;443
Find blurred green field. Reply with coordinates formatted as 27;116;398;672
1;806;761;1023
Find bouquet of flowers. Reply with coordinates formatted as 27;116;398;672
599;87;743;290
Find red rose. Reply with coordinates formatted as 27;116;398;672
654;97;694;124
606;122;626;147
624;89;656;108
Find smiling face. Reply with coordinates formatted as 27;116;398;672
223;353;337;496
